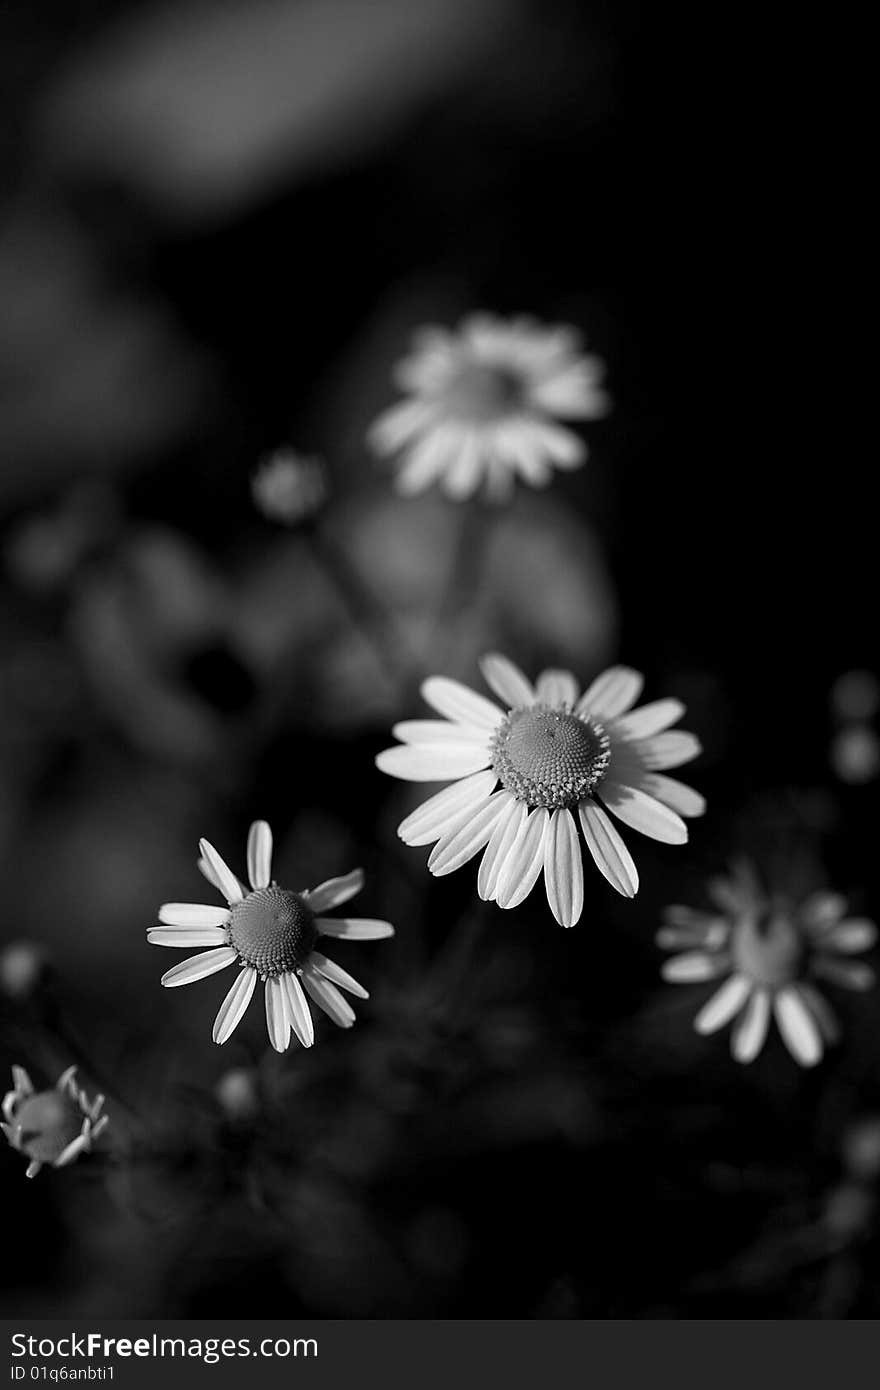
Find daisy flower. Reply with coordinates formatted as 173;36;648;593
376;653;703;925
2;1065;108;1179
658;862;877;1066
148;821;394;1052
368;313;609;501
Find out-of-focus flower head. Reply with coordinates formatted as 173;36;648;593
842;1116;880;1184
1;1065;108;1179
251;448;328;525
377;653;702;924
148;820;395;1052
368;314;609;502
830;724;880;785
0;940;48;1001
658;860;877;1067
215;1067;261;1123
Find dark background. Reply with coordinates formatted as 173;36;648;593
1;0;877;1317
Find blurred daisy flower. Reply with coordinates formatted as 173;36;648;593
830;724;880;784
148;821;394;1052
368;314;609;501
376;653;702;924
0;940;47;1001
658;862;877;1067
251;448;328;525
2;1066;108;1179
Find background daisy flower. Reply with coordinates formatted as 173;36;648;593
250;447;328;525
2;1065;108;1179
368;313;609;501
376;652;702;925
148;821;394;1052
658;862;877;1067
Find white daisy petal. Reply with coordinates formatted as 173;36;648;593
638;732;702;770
198;840;245;906
55;1135;89;1168
198;855;246;898
477;798;528;902
309;951;369;999
441;430;485;500
662;951;731;984
811;956;875;991
656;920;729;951
824;918;877;953
161;946;238;988
247;820;273;891
693;973;751;1033
375;744;492;782
158;903;231;928
614;699;685;740
302;966;356;1028
265;976;291;1052
774;987;823;1067
12;1066;33;1096
479;653;536;709
577;666;644;720
577;799;639;898
212;967;257;1045
493;423;554;487
638;773;706;818
315;917;395;940
281;971;314;1047
304;869;364;914
393;423;461;496
535;669;579;706
662;904;718;930
731;987;771;1061
148;927;229;948
428;792;514;877
543;807;584;928
795;983;840;1044
801;892;849;934
529;365;607;417
398;771;498;846
495;807;550;910
523;419;586;469
420;676;504;731
368;398;432;453
599;783;688;845
392;719;490;745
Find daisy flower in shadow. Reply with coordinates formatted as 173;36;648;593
368;314;609;501
148;822;394;1052
2;1065;108;1179
658;861;877;1066
376;653;702;925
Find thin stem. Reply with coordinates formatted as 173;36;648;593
306;519;411;687
431;496;494;666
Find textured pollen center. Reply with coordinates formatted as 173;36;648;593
228;887;317;978
492;705;611;809
442;361;524;422
731;913;804;987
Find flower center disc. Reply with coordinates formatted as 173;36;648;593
443;361;523;422
228;887;316;978
492;705;611;809
731;912;804;987
16;1093;83;1162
